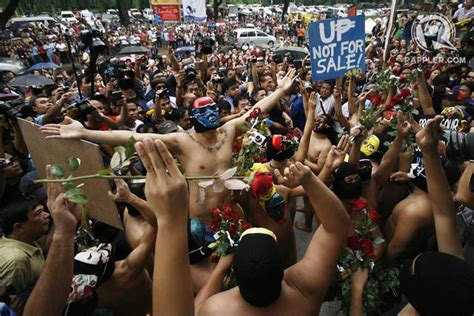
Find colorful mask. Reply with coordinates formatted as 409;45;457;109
266;134;299;161
361;135;380;157
248;163;285;222
313;114;332;133
190;96;220;133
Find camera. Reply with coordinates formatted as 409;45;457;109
272;54;283;64
184;66;197;81
285;52;295;64
442;130;474;163
74;99;96;119
0;99;33;120
195;36;216;55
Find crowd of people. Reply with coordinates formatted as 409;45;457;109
2;3;474;316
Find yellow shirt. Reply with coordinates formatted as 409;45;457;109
0;237;45;292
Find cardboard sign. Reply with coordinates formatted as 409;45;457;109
309;15;366;81
17;119;123;230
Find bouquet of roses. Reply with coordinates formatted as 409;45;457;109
207;204;252;257
233;107;271;175
337;198;399;316
207;204;252;289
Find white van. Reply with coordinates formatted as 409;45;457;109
60;11;78;24
229;28;277;48
6;16;56;29
80;10;94;22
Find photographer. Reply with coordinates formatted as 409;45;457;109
86;94;130;131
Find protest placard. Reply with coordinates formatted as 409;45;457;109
17;119;123;230
308;15;366;81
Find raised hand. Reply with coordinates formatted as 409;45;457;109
40;117;85;139
278;68;297;93
325;135;351;171
135;138;188;221
274;161;313;188
50;193;82;236
415;115;443;153
308;91;317;112
396;112;412;137
108;179;133;202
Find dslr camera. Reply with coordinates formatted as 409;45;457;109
0;99;34;120
442;130;474;163
184;65;197;81
195;35;216;55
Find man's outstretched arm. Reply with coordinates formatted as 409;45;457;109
277;163;350;299
226;69;297;131
40;116;179;151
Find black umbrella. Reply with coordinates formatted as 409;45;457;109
273;46;309;60
117;46;150;55
9;74;55;87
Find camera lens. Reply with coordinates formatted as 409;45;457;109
444;130;474;162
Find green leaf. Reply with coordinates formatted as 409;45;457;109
115;146;126;162
125;137;137;159
110;152;121;169
98;168;112;176
51;164;65;177
68;193;88;205
68;157;81;172
65;186;84;199
63;182;75;191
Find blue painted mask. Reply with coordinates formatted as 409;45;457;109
191;103;220;131
264;193;285;222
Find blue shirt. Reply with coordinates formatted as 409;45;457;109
290;95;306;131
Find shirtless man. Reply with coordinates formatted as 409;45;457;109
196;162;350;315
41;69;296;224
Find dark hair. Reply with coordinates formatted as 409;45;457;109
252;87;266;100
223;77;239;91
217;100;231;114
258;74;271;84
462;81;474;93
234;95;249;107
0;198;41;236
434;73;450;87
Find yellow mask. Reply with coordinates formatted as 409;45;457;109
361;135;380;156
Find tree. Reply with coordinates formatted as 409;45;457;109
281;0;289;22
213;0;222;20
0;0;21;29
117;0;131;26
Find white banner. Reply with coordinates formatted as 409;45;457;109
182;0;207;22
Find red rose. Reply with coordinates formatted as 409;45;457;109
361;238;374;256
399;88;411;98
212;207;220;217
370;94;383;106
391;95;402;105
242;222;252;231
399;77;407;84
368;209;379;223
229;225;237;236
353;199;367;212
346;236;361;250
250;172;274;199
248;107;261;120
384;103;395;111
211;254;219;263
384;110;395;121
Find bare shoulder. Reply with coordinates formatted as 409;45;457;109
196;289;239;316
